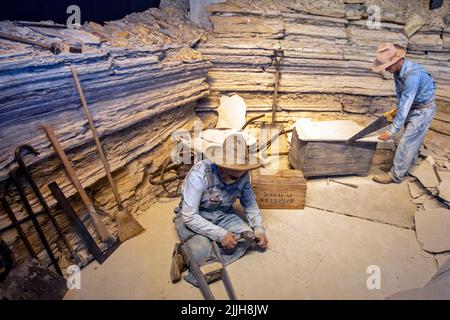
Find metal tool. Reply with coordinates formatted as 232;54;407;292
42;125;114;244
327;178;358;188
240;114;266;131
9;168;63;276
48;182;120;264
254;128;293;154
0;236;15;282
15;145;80;264
0;189;39;260
347;108;397;143
271;49;284;126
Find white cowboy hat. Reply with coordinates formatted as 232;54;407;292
372;43;406;73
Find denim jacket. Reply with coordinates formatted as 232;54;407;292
180;160;265;242
389;59;436;134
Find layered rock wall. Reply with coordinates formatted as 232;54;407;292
0;6;209;270
198;0;450;132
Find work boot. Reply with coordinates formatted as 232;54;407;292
372;173;394;184
170;243;185;283
379;164;392;172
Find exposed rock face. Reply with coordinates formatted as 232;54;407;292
0;6;209;275
0;0;449;295
198;0;450;127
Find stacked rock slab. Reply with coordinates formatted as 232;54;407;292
0;6;209;270
198;0;450;130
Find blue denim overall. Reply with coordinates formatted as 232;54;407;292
173;160;264;286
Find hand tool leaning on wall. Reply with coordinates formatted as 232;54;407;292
15;145;80;264
0;185;39;261
48;182;120;264
8;168;63;275
42;125;114;244
70;65;145;242
347;107;398;143
271;49;284;127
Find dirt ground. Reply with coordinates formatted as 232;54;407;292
64;165;440;300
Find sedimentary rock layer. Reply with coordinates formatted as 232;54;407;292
0;6;209;271
199;0;450;123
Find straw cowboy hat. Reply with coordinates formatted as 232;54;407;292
372;43;406;73
204;132;263;171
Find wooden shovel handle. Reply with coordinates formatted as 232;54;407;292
42;125;113;243
70;65;124;211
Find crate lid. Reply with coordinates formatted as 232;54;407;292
293;118;380;142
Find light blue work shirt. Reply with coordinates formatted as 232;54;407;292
180;160;265;242
389;58;436;134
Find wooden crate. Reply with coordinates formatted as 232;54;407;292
288;120;378;177
251;169;306;209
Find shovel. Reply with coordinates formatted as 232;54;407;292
70;65;145;242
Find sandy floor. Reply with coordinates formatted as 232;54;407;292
65;170;439;300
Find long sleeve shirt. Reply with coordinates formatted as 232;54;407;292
180;160;265;242
389;59;436;134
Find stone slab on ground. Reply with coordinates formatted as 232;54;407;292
65;198;436;300
423;196;448;210
438;181;450;202
437;170;450;182
436;170;450;203
306;176;416;228
408;180;426;199
415;208;450;253
387;256;450;300
410;161;440;188
436;254;450;269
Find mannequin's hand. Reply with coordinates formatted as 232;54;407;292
221;232;237;249
378;131;392;141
